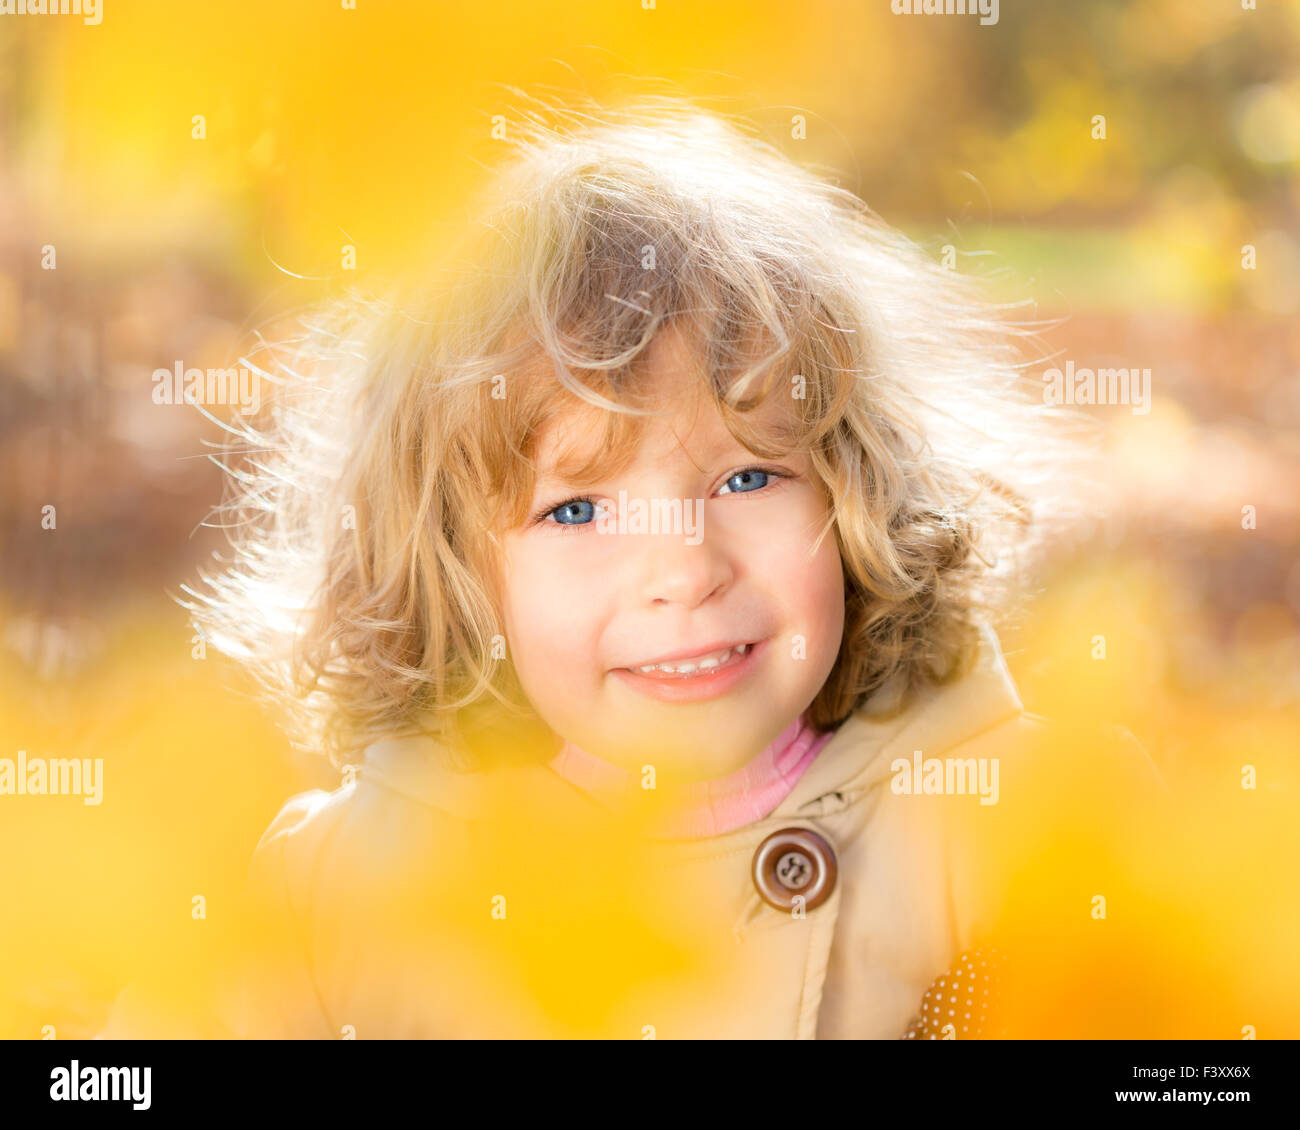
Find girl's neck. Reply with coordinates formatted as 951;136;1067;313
547;713;835;839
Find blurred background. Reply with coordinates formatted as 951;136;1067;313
0;0;1297;1038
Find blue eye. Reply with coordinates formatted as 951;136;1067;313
718;469;771;495
547;499;598;525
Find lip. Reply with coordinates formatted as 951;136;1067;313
611;639;766;705
620;639;755;669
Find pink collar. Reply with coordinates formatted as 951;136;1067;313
546;713;835;839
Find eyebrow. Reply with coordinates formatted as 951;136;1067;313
533;404;802;484
536;436;796;488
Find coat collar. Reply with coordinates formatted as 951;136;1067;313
359;621;1023;829
773;620;1023;817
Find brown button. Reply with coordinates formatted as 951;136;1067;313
752;827;837;912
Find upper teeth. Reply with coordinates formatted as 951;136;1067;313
635;644;748;674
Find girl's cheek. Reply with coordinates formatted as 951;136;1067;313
746;495;836;575
780;513;845;635
528;547;610;619
508;546;608;660
501;547;564;657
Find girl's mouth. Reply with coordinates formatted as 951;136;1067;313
611;640;766;704
628;642;752;678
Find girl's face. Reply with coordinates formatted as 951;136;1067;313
497;330;846;781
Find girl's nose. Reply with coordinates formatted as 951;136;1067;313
639;531;733;609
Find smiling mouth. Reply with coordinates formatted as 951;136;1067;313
621;643;754;680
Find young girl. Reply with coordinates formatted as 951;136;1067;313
157;97;1151;1039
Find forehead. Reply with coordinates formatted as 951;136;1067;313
532;329;797;479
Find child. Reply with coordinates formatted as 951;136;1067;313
155;97;1155;1039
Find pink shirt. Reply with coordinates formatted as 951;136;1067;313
547;713;835;839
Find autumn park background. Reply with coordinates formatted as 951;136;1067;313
0;1;1297;1037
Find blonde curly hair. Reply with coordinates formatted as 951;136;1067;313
188;94;1064;767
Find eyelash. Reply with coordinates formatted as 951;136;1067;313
529;466;795;531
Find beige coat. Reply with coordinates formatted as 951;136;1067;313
104;623;1161;1039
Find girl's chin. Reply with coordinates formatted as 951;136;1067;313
571;714;782;781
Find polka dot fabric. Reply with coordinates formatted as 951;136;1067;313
900;947;1004;1039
